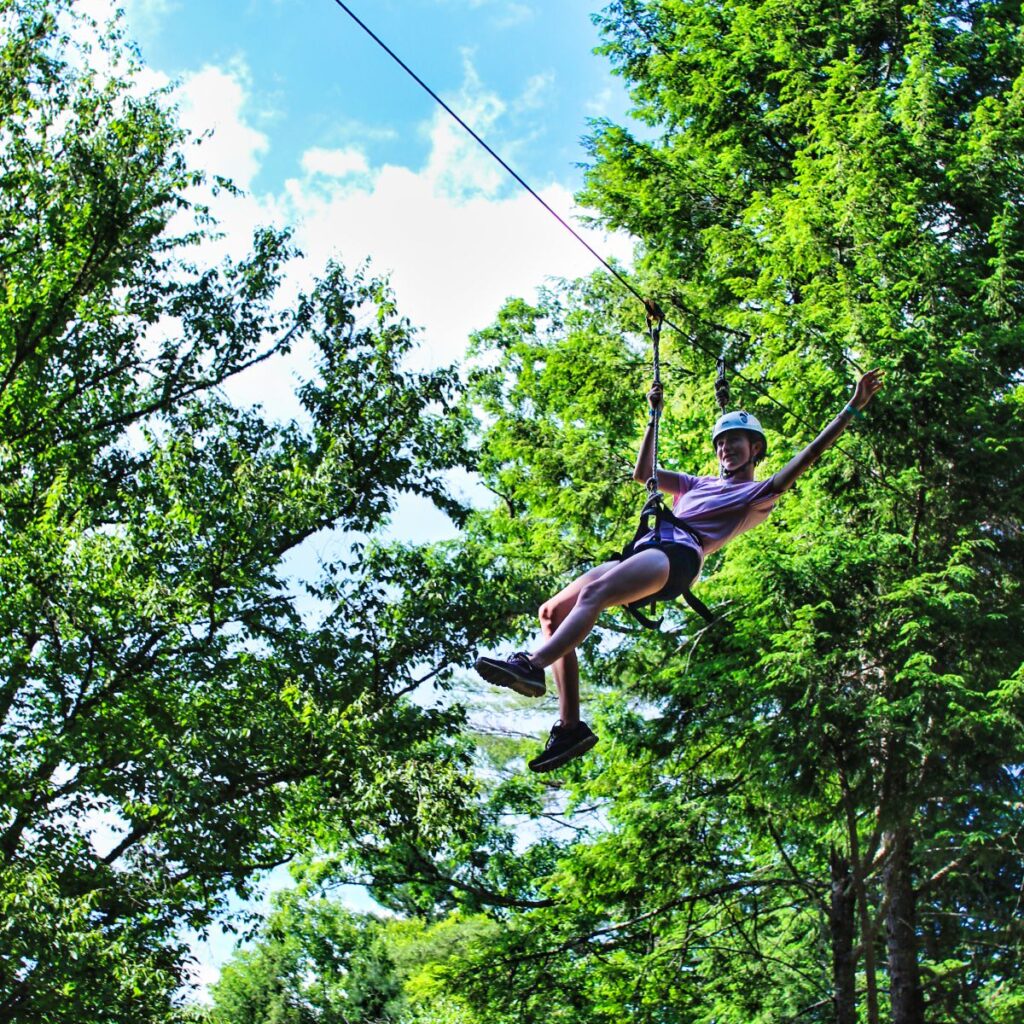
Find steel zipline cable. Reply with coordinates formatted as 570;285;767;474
327;0;910;504
328;0;643;303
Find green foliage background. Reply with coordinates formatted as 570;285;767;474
2;1;1023;1023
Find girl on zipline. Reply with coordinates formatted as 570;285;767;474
475;368;884;772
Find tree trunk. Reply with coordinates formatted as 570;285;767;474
829;847;857;1024
884;826;925;1024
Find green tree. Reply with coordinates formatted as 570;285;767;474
338;0;1024;1013
0;3;483;1019
210;892;403;1024
209;888;494;1024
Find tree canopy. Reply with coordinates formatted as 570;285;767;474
4;1;1023;1023
0;2;495;1018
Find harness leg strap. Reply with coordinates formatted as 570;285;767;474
679;589;717;625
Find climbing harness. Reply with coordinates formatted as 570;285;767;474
617;304;718;631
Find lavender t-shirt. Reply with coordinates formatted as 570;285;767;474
641;471;780;568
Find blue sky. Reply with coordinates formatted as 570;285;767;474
85;0;638;422
76;0;640;996
130;0;633;195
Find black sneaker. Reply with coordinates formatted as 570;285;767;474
474;652;546;698
528;720;598;773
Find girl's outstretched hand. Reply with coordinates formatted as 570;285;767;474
852;368;884;410
647;381;664;413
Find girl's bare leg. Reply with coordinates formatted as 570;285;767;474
537;565;614;727
531;550;670;724
552;652;580;726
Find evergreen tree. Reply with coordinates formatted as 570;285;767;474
339;2;1024;1020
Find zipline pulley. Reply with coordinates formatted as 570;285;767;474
643;298;665;496
715;354;730;414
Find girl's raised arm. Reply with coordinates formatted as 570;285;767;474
770;369;885;494
633;381;685;493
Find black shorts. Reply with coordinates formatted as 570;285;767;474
628;541;702;603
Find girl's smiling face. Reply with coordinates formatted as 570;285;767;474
715;429;763;474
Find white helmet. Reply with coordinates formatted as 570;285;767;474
711;410;768;462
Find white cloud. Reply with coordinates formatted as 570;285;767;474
514;71;554;113
585;85;618;117
126;0;179;33
283;161;629;371
301;146;370;179
326;117;399;144
177;62;269;191
155;53;632;394
422;51;508;199
72;0;112;24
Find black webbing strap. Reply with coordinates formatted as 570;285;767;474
625;582;717;630
624;602;665;630
625;583;716;630
678;587;716;624
622;300;719;631
618;492;718;630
